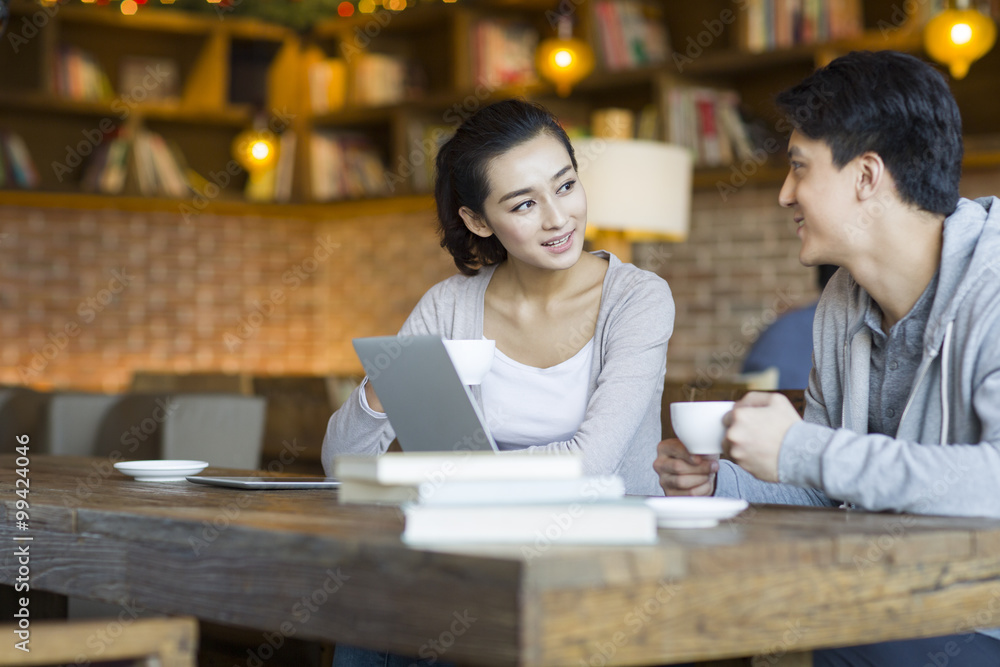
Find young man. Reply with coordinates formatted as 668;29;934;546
654;50;1000;665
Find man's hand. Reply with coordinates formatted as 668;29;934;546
653;438;719;496
723;391;802;484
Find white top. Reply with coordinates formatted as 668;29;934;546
480;339;594;449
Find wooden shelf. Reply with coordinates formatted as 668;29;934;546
0;190;435;221
2;93;253;126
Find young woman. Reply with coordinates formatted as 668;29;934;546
323;98;674;496
323;97;674;667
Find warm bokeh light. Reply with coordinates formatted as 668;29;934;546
337;1;354;17
951;22;973;45
120;0;138;15
250;141;270;161
358;0;375;13
386;0;405;10
160;0;176;4
80;0;97;4
553;49;573;68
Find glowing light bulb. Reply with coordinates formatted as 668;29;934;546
951;22;973;45
554;49;573;68
250;141;270;161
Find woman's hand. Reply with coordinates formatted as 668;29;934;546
653;438;719;496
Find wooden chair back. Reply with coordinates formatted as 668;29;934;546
0;617;197;666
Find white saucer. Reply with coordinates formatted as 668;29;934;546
645;497;749;529
114;460;209;482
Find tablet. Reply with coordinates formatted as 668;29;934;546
186;476;341;490
353;335;498;453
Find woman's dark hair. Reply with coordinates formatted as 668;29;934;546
775;50;963;216
434;98;577;275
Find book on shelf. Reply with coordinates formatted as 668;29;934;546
309;131;388;201
273;130;297;203
339;474;625;506
119;55;179;102
80;128;192;198
591;0;669;70
662;85;755;167
53;45;114;102
333;451;584;486
471;18;539;88
351;53;407;107
401;498;657;546
0;131;40;189
741;0;863;53
307;57;347;114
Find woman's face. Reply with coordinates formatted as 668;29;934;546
462;132;587;272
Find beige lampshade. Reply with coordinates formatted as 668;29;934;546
572;138;692;242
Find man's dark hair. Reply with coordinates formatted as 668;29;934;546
775;50;963;216
434;99;576;275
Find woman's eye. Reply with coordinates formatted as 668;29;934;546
558;180;576;193
512;200;535;213
790;161;804;171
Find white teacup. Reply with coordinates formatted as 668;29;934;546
670;401;735;455
442;339;496;385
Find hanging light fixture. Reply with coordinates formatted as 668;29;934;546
924;0;997;79
535;11;594;97
232;123;279;201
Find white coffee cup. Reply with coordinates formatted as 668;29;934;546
442;339;496;385
669;401;735;455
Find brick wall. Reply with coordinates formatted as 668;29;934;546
0;205;455;392
3;167;999;392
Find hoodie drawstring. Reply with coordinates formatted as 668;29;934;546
939;320;954;445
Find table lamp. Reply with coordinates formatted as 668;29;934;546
571;137;692;263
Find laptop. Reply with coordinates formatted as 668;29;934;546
352;335;498;453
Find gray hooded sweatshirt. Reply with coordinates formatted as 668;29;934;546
717;196;1000;519
717;196;1000;641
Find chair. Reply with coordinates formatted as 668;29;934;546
161;394;267;469
131;371;252;395
45;392;166;460
252;375;357;474
0;616;197;666
0;387;49;454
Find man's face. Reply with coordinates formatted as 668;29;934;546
778;130;860;267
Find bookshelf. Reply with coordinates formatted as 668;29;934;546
2;0;999;207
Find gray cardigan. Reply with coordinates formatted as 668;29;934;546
322;252;675;495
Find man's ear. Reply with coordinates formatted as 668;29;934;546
459;206;493;238
855;151;887;202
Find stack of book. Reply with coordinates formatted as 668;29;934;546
334;452;658;547
351;53;408;107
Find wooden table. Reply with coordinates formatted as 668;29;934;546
3;456;1000;666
